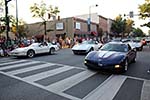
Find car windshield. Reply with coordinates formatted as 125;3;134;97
82;40;95;44
132;39;140;42
100;43;128;52
28;43;39;47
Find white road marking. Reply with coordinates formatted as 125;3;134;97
0;61;40;70
7;63;55;75
23;66;74;82
83;75;127;100
141;80;150;100
46;70;96;93
0;60;27;66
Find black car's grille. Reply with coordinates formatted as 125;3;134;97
85;60;115;70
85;60;98;67
73;50;87;54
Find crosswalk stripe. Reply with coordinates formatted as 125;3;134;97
83;75;127;100
0;61;40;70
7;63;54;75
23;66;75;82
141;80;150;100
46;70;96;93
0;59;15;63
0;60;27;66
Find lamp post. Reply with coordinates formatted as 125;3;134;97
16;0;19;39
88;4;98;32
4;0;12;46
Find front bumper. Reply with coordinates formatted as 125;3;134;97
72;50;88;54
84;60;123;70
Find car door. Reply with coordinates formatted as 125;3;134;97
127;44;136;63
40;42;49;53
43;42;50;53
35;43;45;54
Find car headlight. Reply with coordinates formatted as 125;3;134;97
115;65;121;68
84;60;87;64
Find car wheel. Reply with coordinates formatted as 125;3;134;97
27;50;35;58
49;48;55;55
132;56;136;63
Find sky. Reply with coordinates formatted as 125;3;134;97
4;0;150;33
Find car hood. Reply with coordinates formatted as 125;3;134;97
11;47;28;52
72;44;91;50
85;51;126;65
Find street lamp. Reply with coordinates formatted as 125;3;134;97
16;0;19;39
5;0;12;46
88;4;98;32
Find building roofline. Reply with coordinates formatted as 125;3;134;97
72;17;98;25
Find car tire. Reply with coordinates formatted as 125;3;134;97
27;50;35;58
132;56;136;63
49;48;55;55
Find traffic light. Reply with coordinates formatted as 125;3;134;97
129;11;134;18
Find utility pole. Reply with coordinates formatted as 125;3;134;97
4;0;12;46
16;0;19;39
88;4;98;32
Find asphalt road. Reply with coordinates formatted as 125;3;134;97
28;47;150;80
0;46;150;100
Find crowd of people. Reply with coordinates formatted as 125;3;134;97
0;35;102;57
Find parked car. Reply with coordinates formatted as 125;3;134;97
9;42;59;58
122;39;143;51
84;42;137;73
72;40;102;55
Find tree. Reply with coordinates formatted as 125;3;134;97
125;18;134;35
148;30;150;36
111;15;126;37
30;1;60;36
132;28;145;37
138;0;150;28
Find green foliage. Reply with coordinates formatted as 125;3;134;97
132;28;144;37
111;15;126;36
138;0;150;28
30;1;60;35
125;18;134;33
30;1;60;21
111;15;135;37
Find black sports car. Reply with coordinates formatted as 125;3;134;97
84;42;137;72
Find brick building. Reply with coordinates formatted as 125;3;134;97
25;14;113;41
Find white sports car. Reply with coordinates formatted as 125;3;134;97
72;40;102;54
9;42;59;58
122;39;143;51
